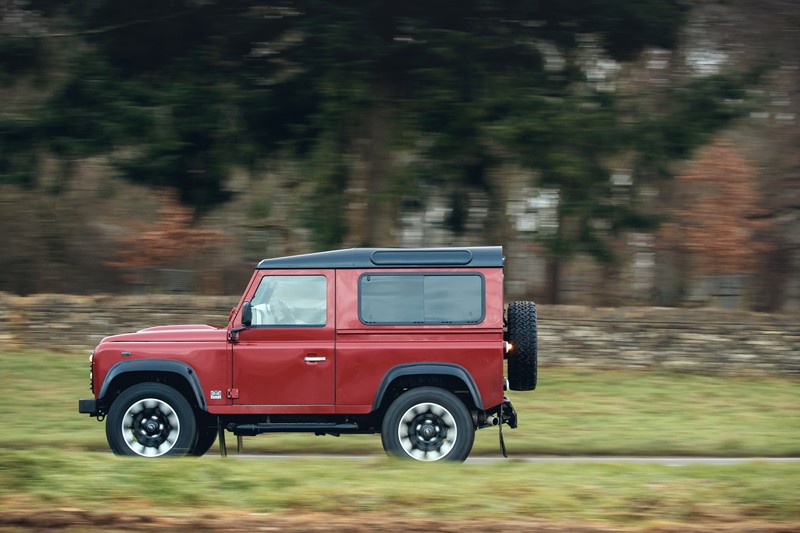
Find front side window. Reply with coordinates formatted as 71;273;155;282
359;273;484;325
251;275;327;326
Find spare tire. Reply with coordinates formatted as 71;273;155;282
506;301;537;391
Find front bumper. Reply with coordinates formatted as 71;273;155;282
78;398;100;417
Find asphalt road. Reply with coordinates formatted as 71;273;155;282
229;454;800;465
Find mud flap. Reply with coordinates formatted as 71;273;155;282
499;397;518;458
499;405;508;458
218;417;227;458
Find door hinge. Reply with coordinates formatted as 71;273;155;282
227;389;239;399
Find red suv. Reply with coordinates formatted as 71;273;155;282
79;247;537;461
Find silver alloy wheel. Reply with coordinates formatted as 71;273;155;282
121;397;181;457
397;402;458;461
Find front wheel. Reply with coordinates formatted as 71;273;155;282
106;383;197;457
381;387;475;462
190;424;218;456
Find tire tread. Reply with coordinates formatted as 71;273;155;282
506;300;537;391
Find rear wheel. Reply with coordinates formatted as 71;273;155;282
381;387;474;462
106;383;197;457
506;300;537;391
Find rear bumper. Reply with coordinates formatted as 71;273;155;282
501;397;518;429
78;398;99;416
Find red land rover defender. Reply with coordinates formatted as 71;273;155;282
79;247;537;462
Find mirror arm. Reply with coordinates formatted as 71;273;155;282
230;326;247;343
231;301;253;343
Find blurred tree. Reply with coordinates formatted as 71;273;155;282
232;0;699;256
107;192;227;286
1;0;757;300
219;0;751;297
660;140;769;286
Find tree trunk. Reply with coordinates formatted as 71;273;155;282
546;258;561;304
344;103;395;247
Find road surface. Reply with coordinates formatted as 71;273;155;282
227;453;800;465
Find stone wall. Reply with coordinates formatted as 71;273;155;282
0;293;239;353
539;305;800;376
1;293;798;376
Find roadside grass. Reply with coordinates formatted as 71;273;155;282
0;351;798;456
1;351;798;528
0;449;798;527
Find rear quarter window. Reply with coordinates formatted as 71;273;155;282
358;273;484;325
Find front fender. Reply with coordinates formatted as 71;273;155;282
98;359;207;411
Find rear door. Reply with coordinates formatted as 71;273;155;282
232;270;335;409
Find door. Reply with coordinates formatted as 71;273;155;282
232;270;334;408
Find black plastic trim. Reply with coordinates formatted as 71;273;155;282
502;397;518;429
98;359;207;411
371;249;472;266
233;422;359;436
257;246;503;269
372;363;484;411
78;398;98;416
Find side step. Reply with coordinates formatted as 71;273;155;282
231;422;359;436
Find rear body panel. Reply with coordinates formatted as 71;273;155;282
334;268;505;413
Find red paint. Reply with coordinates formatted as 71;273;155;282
90;257;508;417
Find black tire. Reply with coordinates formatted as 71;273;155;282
381;387;475;462
506;300;537;391
106;382;198;457
190;425;218;456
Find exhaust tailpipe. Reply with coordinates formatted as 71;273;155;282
483;415;499;427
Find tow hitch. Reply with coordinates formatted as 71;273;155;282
501;397;518;428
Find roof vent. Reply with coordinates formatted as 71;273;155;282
370;250;473;266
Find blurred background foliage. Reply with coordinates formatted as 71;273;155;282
0;0;798;309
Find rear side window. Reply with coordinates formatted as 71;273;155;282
359;273;484;325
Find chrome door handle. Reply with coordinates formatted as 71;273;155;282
304;356;327;363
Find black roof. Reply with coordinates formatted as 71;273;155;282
257;246;504;269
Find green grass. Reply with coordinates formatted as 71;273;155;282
1;351;798;528
0;450;798;527
1;351;797;457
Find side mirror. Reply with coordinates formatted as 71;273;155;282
242;301;253;328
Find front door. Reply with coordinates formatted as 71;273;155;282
232;270;334;408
